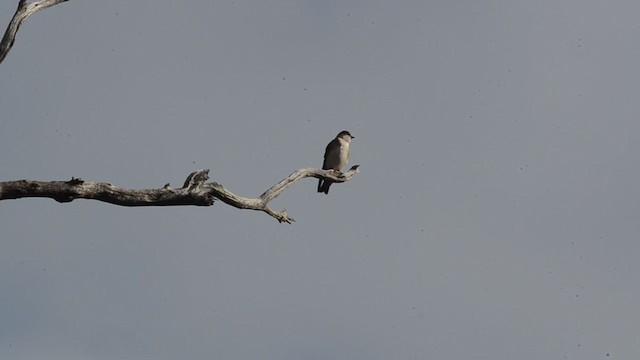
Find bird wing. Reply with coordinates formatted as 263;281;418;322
322;138;341;170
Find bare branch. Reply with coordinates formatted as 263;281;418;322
1;0;69;65
259;165;360;203
0;166;360;224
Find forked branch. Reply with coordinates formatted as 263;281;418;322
0;166;360;224
1;0;69;65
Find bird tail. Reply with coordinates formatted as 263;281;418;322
317;179;330;194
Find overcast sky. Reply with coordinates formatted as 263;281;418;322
2;0;640;359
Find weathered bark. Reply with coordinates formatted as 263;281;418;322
0;0;69;65
0;166;360;224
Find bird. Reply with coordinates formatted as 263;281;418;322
318;130;354;194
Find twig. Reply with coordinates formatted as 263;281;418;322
0;0;69;65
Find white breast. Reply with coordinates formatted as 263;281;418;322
337;138;350;169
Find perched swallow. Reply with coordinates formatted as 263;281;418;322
318;130;354;194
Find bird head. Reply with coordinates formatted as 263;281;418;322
337;130;354;142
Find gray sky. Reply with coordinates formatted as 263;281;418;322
1;0;640;359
